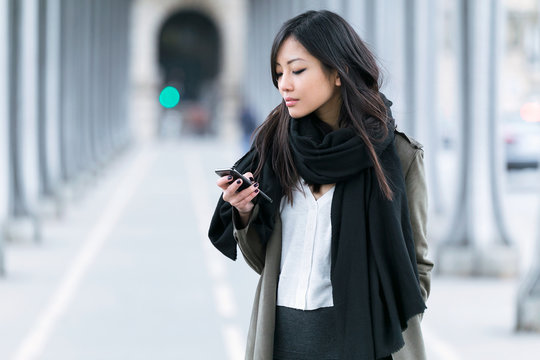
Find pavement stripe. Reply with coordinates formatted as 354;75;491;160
214;281;238;319
423;324;462;360
183;149;245;360
223;324;246;360
11;147;156;360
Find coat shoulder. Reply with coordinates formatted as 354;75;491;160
395;129;424;151
394;130;424;173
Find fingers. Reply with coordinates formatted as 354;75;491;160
216;172;254;190
215;171;259;213
220;180;259;214
244;172;254;182
222;178;243;200
231;184;260;210
222;178;258;202
216;175;234;190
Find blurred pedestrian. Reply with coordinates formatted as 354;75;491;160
209;10;432;360
240;99;258;151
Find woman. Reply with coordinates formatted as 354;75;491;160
209;10;432;360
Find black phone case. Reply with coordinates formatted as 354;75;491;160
215;168;252;191
214;168;273;203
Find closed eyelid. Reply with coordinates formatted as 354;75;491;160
275;68;306;74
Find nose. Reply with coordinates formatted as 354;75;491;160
278;72;293;93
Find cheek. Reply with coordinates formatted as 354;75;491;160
309;89;329;107
317;83;338;103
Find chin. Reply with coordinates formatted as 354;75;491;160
287;108;309;119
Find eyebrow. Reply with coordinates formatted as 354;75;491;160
275;58;306;66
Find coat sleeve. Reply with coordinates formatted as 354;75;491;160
404;149;433;303
232;205;266;274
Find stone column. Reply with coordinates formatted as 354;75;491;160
249;0;280;121
326;0;343;14
57;0;78;206
102;0;114;154
516;219;540;331
78;0;94;174
0;0;9;274
68;0;84;179
406;0;444;214
422;0;445;215
40;0;63;217
516;7;540;322
129;0;162;143
91;0;104;166
72;0;92;179
346;0;367;36
437;0;518;276
93;0;111;163
403;0;417;137
86;0;99;170
361;0;406;121
59;0;77;183
5;0;41;243
114;0;131;150
106;0;118;151
362;0;376;46
216;0;247;143
117;0;132;148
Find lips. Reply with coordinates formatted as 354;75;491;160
285;97;299;107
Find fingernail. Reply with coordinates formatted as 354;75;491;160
249;177;254;181
227;175;233;180
254;189;259;193
253;182;259;188
236;179;241;184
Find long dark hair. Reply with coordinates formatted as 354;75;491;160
253;10;393;201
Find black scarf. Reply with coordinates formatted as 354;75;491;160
209;112;426;359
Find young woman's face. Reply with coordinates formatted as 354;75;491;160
275;36;342;127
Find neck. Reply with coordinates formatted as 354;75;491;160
315;92;342;130
319;114;339;130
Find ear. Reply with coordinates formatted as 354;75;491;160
336;66;349;86
335;71;341;87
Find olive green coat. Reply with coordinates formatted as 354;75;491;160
232;131;434;360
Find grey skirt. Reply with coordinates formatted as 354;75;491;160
273;305;339;360
273;305;393;360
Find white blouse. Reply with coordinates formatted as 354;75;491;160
277;180;335;310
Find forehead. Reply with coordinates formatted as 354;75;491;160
275;37;313;65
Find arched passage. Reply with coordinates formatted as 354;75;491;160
158;10;221;101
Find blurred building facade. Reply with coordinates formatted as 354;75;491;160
130;0;247;141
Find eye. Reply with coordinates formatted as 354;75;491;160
293;69;306;75
275;72;283;78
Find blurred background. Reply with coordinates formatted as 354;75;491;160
1;0;540;359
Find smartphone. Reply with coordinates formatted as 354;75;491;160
215;168;273;203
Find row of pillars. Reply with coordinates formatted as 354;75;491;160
0;0;133;275
246;0;540;331
441;0;540;331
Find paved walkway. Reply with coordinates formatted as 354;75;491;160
0;138;538;359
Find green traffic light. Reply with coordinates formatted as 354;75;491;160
159;86;180;108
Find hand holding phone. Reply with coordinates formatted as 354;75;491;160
215;168;273;203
